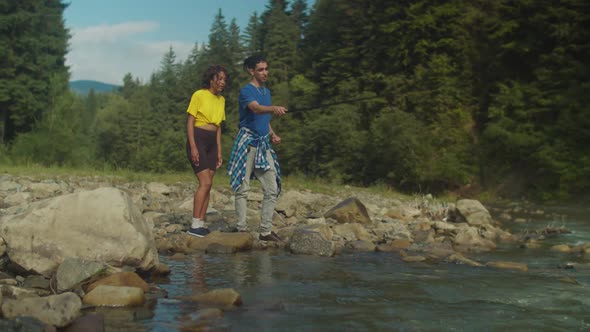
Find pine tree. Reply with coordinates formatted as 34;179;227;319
0;0;70;144
242;12;262;54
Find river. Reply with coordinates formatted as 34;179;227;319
98;205;590;331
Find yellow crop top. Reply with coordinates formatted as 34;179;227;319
186;89;226;127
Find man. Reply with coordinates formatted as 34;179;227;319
227;54;287;242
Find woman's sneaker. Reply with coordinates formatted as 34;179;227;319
187;227;210;237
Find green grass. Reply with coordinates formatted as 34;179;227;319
0;162;423;200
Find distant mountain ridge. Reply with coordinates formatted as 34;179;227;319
69;80;120;94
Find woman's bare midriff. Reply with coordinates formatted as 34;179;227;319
197;124;218;131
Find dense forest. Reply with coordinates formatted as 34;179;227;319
1;0;589;201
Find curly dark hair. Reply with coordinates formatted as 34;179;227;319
243;54;268;71
201;65;229;89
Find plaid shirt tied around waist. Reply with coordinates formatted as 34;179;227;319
227;127;281;194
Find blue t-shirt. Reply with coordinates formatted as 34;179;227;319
238;83;272;139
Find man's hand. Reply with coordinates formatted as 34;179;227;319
272;106;288;116
271;133;281;144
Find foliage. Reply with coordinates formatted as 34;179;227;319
0;0;69;143
2;1;589;201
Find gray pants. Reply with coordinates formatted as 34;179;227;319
235;147;278;235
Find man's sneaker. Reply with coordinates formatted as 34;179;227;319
259;231;282;242
187;227;210;237
225;225;249;233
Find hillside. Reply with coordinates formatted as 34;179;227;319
69;80;120;94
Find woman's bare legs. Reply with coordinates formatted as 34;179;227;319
193;169;216;221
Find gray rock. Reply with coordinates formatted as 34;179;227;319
324;197;372;224
1;292;82;327
56;258;106;292
455;199;494;226
289;228;334;257
0;187;159;277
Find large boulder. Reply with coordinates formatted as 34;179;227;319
455;199;494;226
324;197;372;224
0;187;159;277
276;190;335;219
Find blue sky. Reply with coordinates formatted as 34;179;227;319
65;0;301;84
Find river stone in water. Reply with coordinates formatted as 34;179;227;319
0;317;49;332
486;261;528;272
289;228;335;257
57;258;106;292
1;292;82;327
188;288;242;307
0;187;159;277
83;285;145;307
86;272;150;293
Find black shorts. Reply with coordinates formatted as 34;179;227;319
186;127;218;174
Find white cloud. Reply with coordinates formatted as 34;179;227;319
67;21;194;85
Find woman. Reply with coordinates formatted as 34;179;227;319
186;65;228;237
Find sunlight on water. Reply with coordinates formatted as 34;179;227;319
132;206;590;331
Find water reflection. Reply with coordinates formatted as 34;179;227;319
144;206;590;331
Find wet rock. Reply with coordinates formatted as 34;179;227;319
550;244;571;253
452;225;496;252
1;292;81;327
486;261;528;272
83;285;145;307
346;240;375;252
0;316;51;332
571;242;590;254
151;262;171;276
86;272;150;293
289;228;335;257
446;253;483;267
187;288;242;307
522;239;542;249
402;255;426;262
206;242;238;254
187;231;253;252
376;239;411;252
559;277;580;285
56;258;106;292
64;313;105;332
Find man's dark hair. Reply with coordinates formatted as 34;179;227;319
202;65;228;89
243;54;268;70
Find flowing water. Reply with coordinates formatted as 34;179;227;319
107;205;590;331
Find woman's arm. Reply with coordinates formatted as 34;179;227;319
216;125;222;168
187;114;199;164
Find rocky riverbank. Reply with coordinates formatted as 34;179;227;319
0;174;588;330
